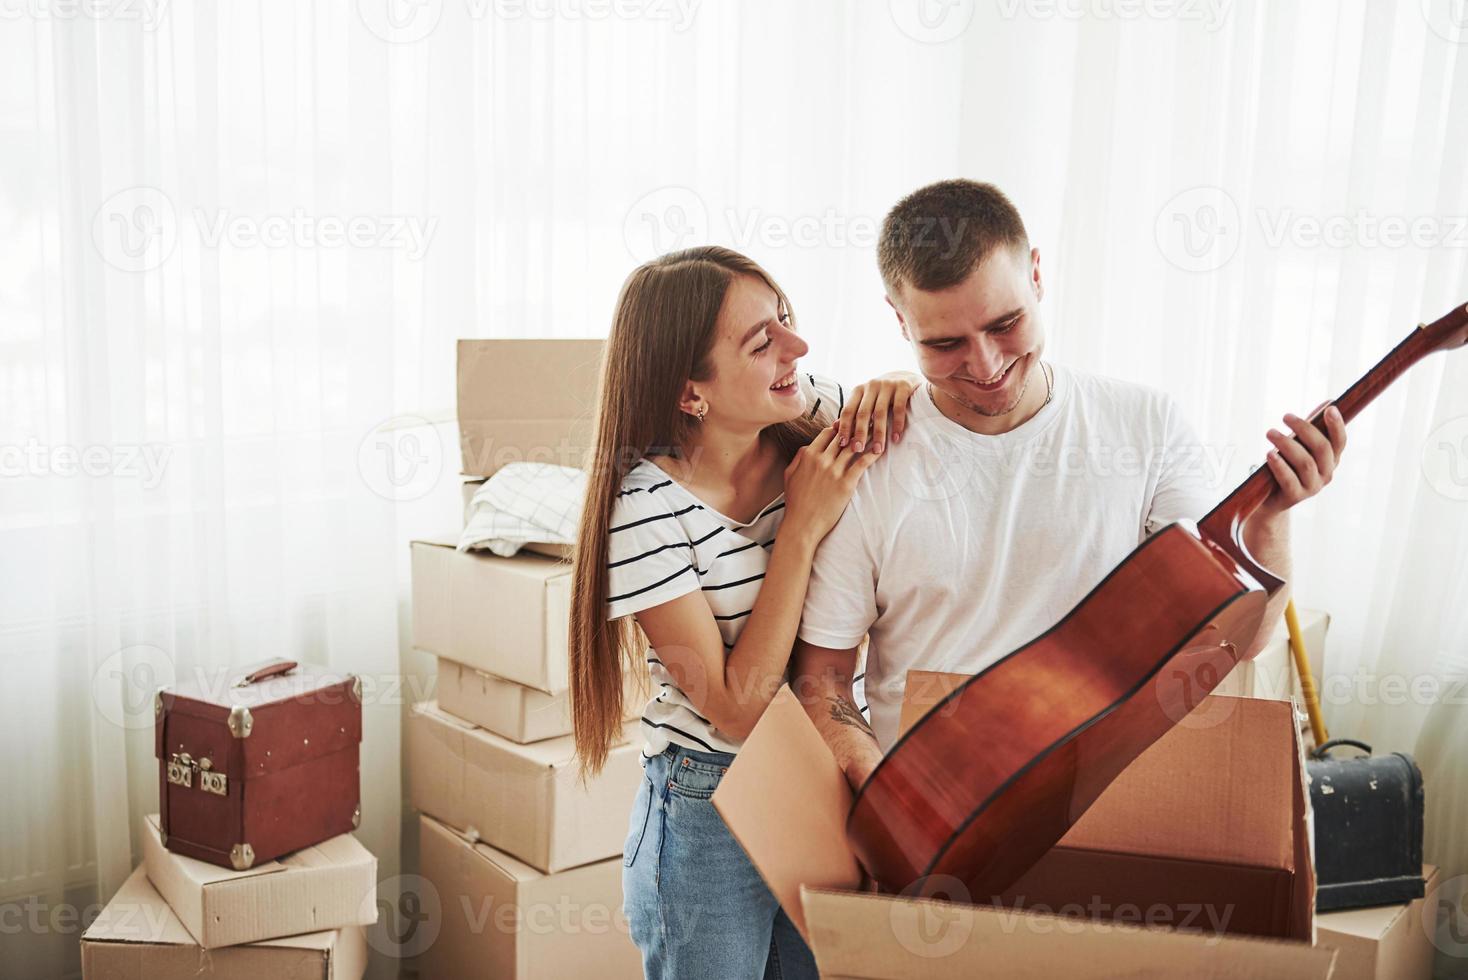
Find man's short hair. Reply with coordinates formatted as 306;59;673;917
878;179;1030;296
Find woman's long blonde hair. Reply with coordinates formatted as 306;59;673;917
571;247;823;775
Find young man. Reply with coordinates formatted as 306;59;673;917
792;178;1348;787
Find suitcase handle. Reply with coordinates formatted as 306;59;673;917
233;659;299;687
1312;737;1373;759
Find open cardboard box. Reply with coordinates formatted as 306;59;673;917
456;338;603;560
456;338;603;481
713;678;1338;978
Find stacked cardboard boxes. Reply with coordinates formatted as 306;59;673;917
407;340;645;979
80;815;376;978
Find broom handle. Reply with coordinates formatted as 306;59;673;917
1285;600;1329;747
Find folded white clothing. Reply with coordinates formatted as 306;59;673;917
457;462;586;557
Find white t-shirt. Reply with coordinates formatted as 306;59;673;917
606;373;850;758
796;363;1217;750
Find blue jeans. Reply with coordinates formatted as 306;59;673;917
622;744;819;980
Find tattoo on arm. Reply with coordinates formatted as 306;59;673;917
826;696;877;741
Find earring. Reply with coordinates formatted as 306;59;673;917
696;403;708;422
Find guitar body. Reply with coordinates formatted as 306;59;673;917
847;520;1274;896
846;304;1468;898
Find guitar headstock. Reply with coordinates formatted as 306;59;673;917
1422;303;1468;353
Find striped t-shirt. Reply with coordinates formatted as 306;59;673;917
606;373;845;758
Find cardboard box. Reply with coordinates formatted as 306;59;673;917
416;813;641;980
1316;865;1438;980
436;656;646;744
411;538;571;694
409;700;643;873
140;813;378;949
81;865;367;980
714;685;1331;977
1217;607;1329;709
456;339;603;480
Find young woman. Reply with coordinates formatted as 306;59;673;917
570;246;917;979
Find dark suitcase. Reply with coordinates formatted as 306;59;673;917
1308;738;1425;911
155;658;362;870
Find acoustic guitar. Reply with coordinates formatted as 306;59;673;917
847;303;1468;897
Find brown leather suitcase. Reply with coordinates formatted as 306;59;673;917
155;658;362;870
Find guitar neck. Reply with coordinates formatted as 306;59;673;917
1199;305;1468;542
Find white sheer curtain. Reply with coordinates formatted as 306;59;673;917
4;2;1466;977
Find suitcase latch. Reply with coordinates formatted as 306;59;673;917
166;752;194;788
167;752;229;796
